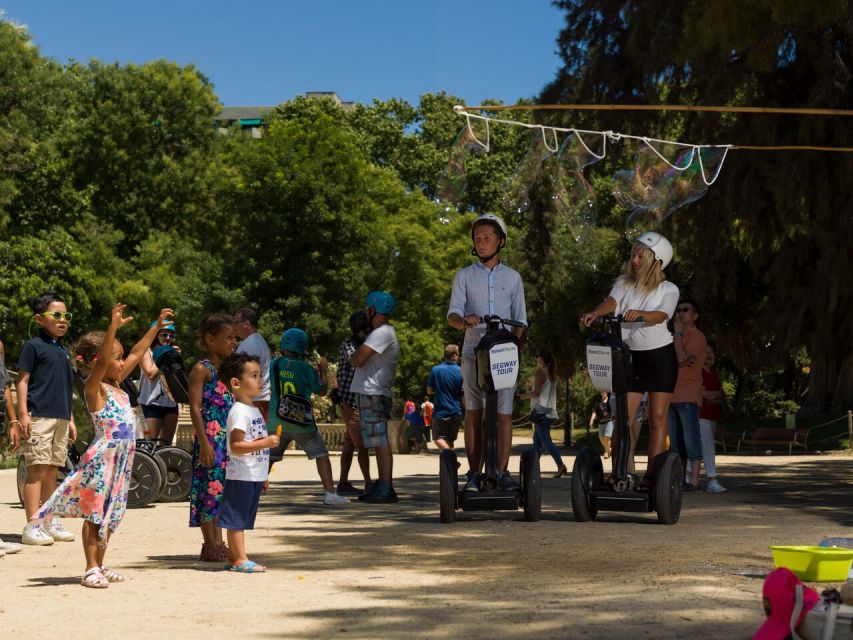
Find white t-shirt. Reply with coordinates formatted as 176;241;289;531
608;279;679;351
225;402;269;482
350;323;399;398
236;333;271;401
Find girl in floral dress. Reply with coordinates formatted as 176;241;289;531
188;313;236;561
33;304;174;588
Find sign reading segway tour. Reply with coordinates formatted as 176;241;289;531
489;343;520;390
586;345;614;393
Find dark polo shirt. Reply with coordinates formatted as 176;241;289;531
17;331;74;419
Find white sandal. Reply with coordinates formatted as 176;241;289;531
81;567;109;589
100;566;128;583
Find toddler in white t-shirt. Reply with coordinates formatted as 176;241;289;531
218;352;280;573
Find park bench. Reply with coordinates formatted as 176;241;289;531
736;427;811;454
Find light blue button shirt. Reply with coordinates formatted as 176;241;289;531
447;261;527;356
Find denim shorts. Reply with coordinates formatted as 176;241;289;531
358;394;392;448
218;479;263;531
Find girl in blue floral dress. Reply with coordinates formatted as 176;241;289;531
188;313;236;561
34;304;174;588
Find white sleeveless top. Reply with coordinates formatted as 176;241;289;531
533;376;558;419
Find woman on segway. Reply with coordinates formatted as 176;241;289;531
580;232;678;487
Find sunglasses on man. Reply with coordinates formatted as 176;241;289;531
41;311;73;321
675;307;693;313
158;331;175;339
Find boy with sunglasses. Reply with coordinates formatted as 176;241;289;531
14;292;77;546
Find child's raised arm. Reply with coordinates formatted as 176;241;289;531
120;308;174;381
85;303;133;412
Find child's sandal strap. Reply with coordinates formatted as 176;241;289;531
81;567;109;589
100;566;127;582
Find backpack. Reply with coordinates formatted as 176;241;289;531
152;345;190;404
273;359;313;426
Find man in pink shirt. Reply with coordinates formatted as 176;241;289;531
668;298;707;491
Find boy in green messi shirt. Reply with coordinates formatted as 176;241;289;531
267;328;349;506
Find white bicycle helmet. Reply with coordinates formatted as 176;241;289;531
635;231;673;270
471;213;508;240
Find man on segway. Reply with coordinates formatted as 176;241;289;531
448;214;527;493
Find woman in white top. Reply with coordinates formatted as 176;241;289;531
518;350;567;478
138;322;180;444
581;232;678;484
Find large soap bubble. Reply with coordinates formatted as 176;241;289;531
614;143;728;239
500;127;559;214
436;117;489;210
547;131;605;242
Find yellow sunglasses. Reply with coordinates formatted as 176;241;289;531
41;311;73;322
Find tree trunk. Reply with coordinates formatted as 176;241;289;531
802;347;853;411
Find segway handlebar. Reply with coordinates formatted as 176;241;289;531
593;313;644;326
479;315;526;329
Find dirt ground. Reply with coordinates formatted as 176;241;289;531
1;439;851;640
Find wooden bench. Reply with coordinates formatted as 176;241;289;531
737;427;810;454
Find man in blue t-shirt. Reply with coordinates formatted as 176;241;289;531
427;344;463;452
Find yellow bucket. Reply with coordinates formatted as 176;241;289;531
770;545;853;582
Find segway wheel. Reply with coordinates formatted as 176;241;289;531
520;448;541;522
571;447;603;522
653;451;684;525
16;455;27;508
127;451;163;508
154;446;193;502
439;451;457;523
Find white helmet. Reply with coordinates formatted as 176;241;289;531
635;231;673;270
471;213;507;241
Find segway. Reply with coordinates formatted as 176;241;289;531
439;315;541;523
571;314;683;525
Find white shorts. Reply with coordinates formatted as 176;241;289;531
461;356;515;415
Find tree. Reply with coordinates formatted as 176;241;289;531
542;0;853;410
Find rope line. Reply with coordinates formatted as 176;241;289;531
455;105;853;153
457;103;853;117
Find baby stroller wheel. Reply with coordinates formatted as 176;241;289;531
127;450;163;508
154;446;193;502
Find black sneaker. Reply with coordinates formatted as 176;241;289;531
363;481;399;504
498;471;520;492
336;482;362;496
357;481;377;501
463;471;481;493
682;482;699;493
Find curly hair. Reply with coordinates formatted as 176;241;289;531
197;313;234;349
218;352;260;389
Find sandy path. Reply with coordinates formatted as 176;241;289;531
1;444;851;639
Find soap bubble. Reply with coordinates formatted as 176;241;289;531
614;143;729;239
436;117;489;210
547;131;605;242
500;127;559;214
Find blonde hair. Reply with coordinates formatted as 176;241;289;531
617;243;666;294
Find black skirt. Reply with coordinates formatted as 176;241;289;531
629;343;678;393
